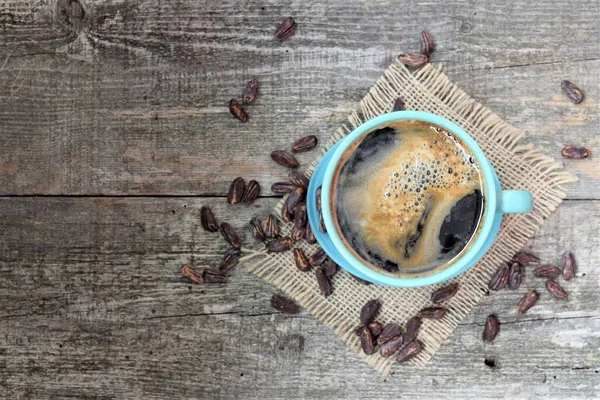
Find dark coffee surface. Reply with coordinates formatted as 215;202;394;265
333;120;485;275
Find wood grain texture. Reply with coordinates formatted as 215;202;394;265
0;198;598;398
0;0;598;197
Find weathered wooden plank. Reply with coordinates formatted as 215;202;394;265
0;197;598;398
0;0;598;198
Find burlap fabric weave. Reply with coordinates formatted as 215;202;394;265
243;61;576;376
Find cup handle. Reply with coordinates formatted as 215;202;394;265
498;190;533;214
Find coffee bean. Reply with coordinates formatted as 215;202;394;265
267;237;292;252
274;17;296;41
304;225;317;244
180;264;204;284
359;299;381;325
227;177;245;205
281;196;295;223
200;206;219;232
324;258;338;278
561;145;590;159
271;150;299;169
242;77;258;104
419;307;447;320
315;268;332;297
561;251;577;280
286;187;306;215
291;225;305;241
482;314;500;342
220;249;241;273
249;217;266;241
241;180;261;204
517;290;539;315
420;30;435;55
366;321;383;338
262;213;279;239
289;170;309;189
398;52;429;68
204;270;228;284
380;334;404;358
319;213;327;233
508;262;523;290
293;248;311;272
359;325;375;355
513;251;540;266
377;323;401;345
546;279;568;299
292;135;317;153
488;263;509;290
392;97;406;111
229;99;248;122
404;316;422;343
270;294;300;314
561;80;584;104
220;222;242;249
294;202;307;229
431;283;459;304
271;182;297;194
532;264;561;279
396;340;422;363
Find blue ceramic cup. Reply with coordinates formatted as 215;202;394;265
306;111;533;287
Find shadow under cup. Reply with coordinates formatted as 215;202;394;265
329;119;488;279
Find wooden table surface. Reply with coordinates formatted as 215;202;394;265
1;0;599;398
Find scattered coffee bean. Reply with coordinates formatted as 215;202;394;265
291;225;305;241
546;279;568;299
489;263;509;290
396;340;422;363
220;222;242;249
561;145;590;159
220;249;241;273
304;225;317;244
513;251;540;266
419;307;447;320
359;324;375;355
242;77;258;104
359;299;381;325
204;270;228;284
532;264;561;279
262;213;279;238
293;248;311;272
241;180;261;204
292;135;317;153
270;294;300;314
289;170;309;189
508;262;523;290
286;187;306;214
281;196;295;223
267;236;292;252
227;177;245;205
420;31;435;55
274;17;296;41
392;96;406;111
377;323;401;345
562;251;577;280
315;268;333;297
228;99;248;122
348;272;371;285
249;217;266;241
271;150;299;168
181;264;204;284
271;181;297;193
200;206;219;232
517;290;539;315
398;52;429;68
431;283;459;304
380;334;404;358
294;202;307;229
404;316;422;343
324;258;338;278
561;80;584;104
367;321;383;338
482;314;500;343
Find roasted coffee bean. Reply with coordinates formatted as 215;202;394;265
359;300;381;325
482;314;500;343
204;270;228;284
367;321;383;338
282;197;295;223
220;222;242;249
181;264;204;284
513;251;540;266
419;307;447;320
241;180;261;204
431;283;459;304
546;279;568;299
392;97;406;111
488;263;509;290
404;316;422;343
270;294;300;314
359;324;375;355
293;248;311;272
271;181;297;194
398;52;429;68
200;206;219;232
319;213;327;233
562;251;577;280
380;334;404;358
274;17;296;41
286;187;306;214
289;170;309;189
304;225;317;244
420;30;435;55
242;77;258;104
324;258;338;278
227;177;245;205
267;236;292;252
220;249;241;273
292;135;317;153
561;145;590;159
271;150;299;169
249;217;266;241
294;202;307;229
508;262;523;290
517;290;539;315
291;225;305;241
396;340;422;363
377;323;401;345
262;213;279;238
229;98;248;122
315;268;333;297
349;272;371;285
533;264;561;278
561;80;584;104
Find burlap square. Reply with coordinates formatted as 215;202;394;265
242;61;576;376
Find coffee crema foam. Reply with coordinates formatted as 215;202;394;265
332;120;485;275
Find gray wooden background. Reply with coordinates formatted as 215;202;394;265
0;0;598;398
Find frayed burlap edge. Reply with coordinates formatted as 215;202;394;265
242;61;577;376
